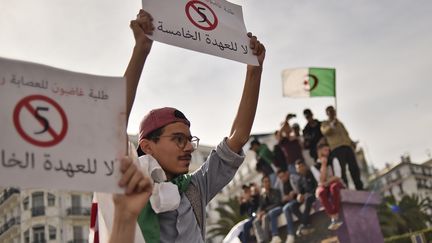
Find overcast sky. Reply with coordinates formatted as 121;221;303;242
1;0;431;169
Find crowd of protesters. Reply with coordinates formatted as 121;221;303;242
238;106;364;243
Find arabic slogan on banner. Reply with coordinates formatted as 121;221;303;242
142;0;259;65
0;57;126;193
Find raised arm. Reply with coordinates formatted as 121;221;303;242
125;9;154;121
110;11;154;242
227;33;266;153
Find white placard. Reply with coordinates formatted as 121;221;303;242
0;57;126;193
142;0;259;65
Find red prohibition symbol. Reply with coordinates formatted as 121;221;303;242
13;95;68;147
185;0;218;31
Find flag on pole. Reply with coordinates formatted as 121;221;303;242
281;67;336;97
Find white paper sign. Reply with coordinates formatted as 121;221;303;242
0;57;126;193
142;0;259;65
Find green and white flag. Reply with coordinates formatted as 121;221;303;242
281;67;336;97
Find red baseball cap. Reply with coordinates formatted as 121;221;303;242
137;107;190;156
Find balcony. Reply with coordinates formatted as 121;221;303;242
0;216;20;236
66;207;91;216
31;206;46;217
0;188;20;205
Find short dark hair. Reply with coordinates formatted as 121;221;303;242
326;106;335;112
277;168;287;174
137;126;165;156
145;126;165;142
303;108;312;116
316;137;329;150
261;175;270;182
249;139;261;150
295;159;305;165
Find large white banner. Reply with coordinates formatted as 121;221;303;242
0;57;126;193
142;0;259;65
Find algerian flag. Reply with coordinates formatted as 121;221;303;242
281;67;336;97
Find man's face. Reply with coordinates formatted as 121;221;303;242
251;143;260;152
145;122;194;180
250;185;258;195
319;146;330;158
277;171;290;183
274;131;281;141
262;177;271;191
243;187;251;196
304;112;313;122
296;163;307;175
326;107;336;120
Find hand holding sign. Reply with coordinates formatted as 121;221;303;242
247;32;266;68
114;156;153;213
130;9;154;53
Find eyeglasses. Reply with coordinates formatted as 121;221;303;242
157;133;200;150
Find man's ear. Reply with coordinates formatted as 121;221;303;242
139;139;154;155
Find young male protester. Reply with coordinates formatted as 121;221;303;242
310;139;345;230
321;106;364;190
276;169;297;243
276;170;296;207
250;138;277;185
253;175;283;243
302;109;323;161
239;184;260;243
278;115;304;174
289;160;317;237
103;9;266;243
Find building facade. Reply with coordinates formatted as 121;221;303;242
0;188;92;243
368;155;432;202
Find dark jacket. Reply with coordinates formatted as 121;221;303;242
303;119;323;159
258;188;281;212
240;194;260;217
292;170;317;195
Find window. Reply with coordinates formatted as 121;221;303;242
396;170;402;179
73;226;83;241
23;197;29;210
385;175;391;184
24;230;29;243
33;225;45;243
417;179;422;188
398;183;404;195
71;195;81;208
49;225;56;240
32;192;45;217
48;193;55;206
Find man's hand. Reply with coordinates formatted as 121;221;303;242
257;211;265;220
247;32;266;70
320;156;328;165
130;9;154;54
297;194;305;204
113;156;153;218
